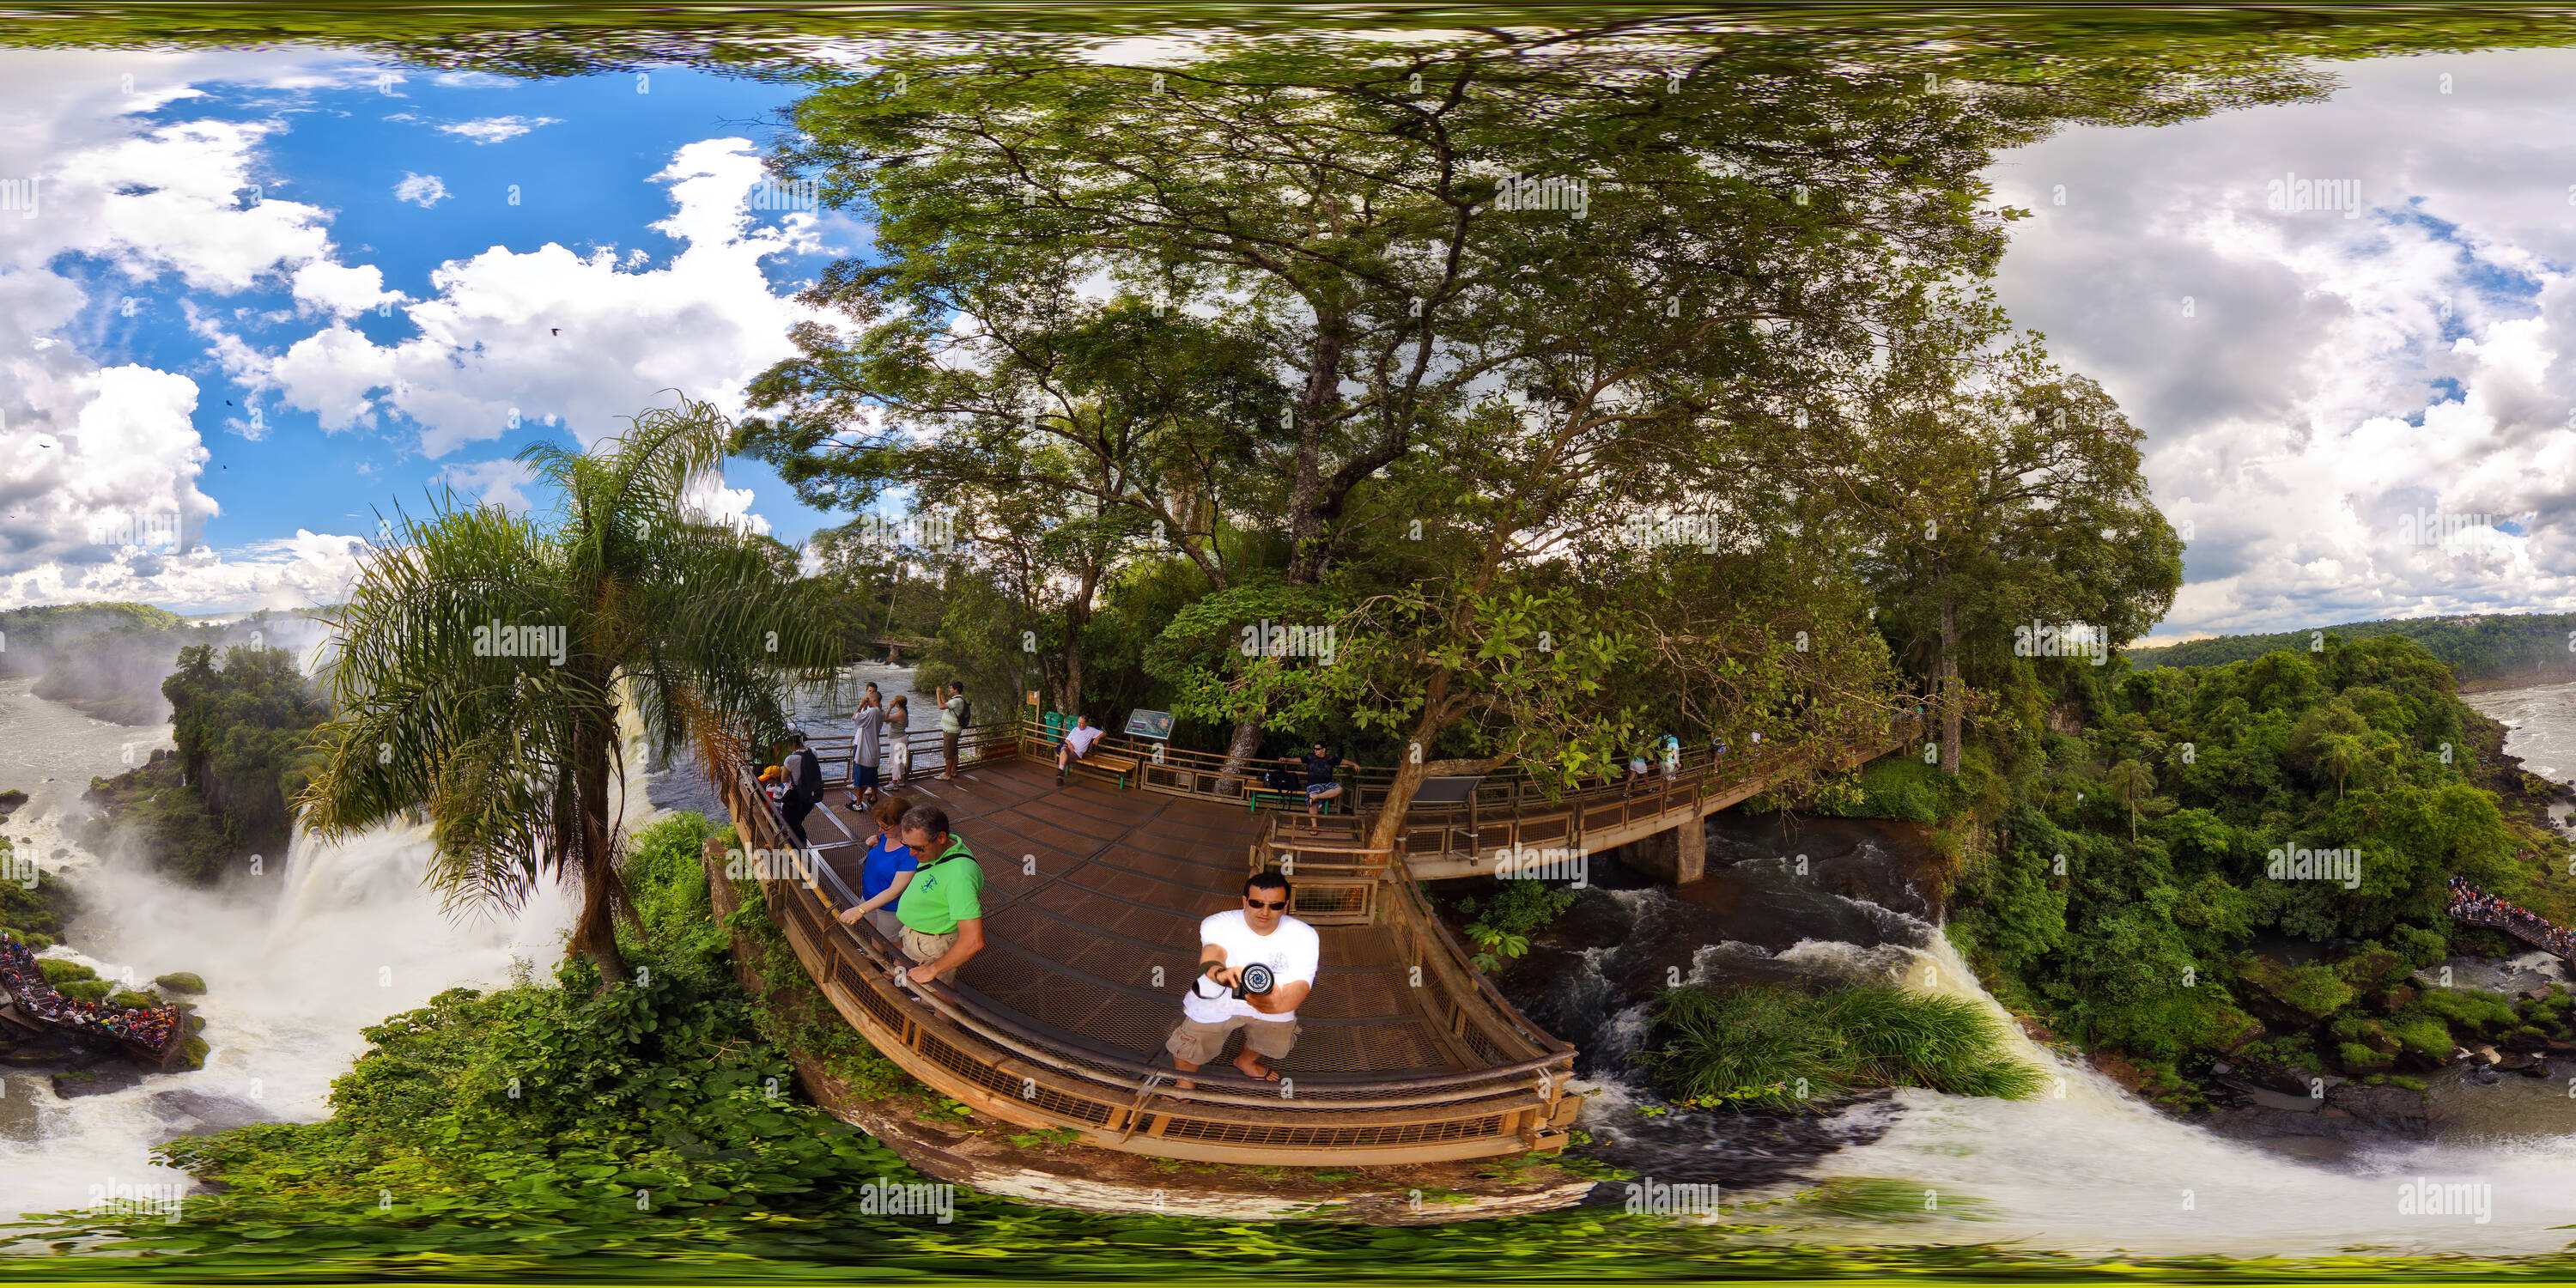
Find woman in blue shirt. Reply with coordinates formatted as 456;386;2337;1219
835;793;918;941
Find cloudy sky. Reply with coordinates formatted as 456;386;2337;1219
8;41;2576;636
0;49;844;613
1988;47;2576;642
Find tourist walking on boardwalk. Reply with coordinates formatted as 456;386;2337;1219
849;685;884;811
939;682;970;780
778;730;827;849
835;793;917;941
1298;742;1358;827
1168;871;1319;1088
884;695;913;785
892;803;985;986
1055;714;1105;786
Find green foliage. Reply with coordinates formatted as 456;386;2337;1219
1643;982;2043;1113
1950;633;2547;1071
1814;756;1962;823
58;978;112;1003
1461;880;1578;973
79;751;239;885
161;642;331;860
37;958;95;986
2411;987;2517;1035
0;841;72;942
2136;611;2576;689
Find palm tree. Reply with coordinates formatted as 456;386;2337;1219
2105;758;2154;845
2316;733;2365;800
301;398;845;986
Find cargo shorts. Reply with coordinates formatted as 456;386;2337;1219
1166;1012;1300;1065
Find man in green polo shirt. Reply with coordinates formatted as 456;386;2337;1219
892;802;985;986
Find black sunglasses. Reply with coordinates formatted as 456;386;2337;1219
1245;897;1288;910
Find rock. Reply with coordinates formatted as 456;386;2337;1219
2497;1050;2540;1072
2208;1062;2233;1076
178;1036;207;1071
52;1067;147;1098
151;972;205;996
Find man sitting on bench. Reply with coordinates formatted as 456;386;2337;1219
1298;742;1359;827
1054;714;1105;787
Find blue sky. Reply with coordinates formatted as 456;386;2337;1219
0;50;855;612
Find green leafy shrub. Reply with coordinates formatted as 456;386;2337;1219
1461;878;1577;971
38;958;96;986
1644;982;2043;1112
2413;987;2516;1036
58;978;112;1003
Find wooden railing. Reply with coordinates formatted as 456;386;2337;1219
1020;713;1923;875
717;758;1578;1165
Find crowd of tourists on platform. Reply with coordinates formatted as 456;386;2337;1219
0;935;178;1053
2448;875;2576;958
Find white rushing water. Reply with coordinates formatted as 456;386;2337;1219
0;659;909;1225
0;676;583;1224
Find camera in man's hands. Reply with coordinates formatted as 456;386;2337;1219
1196;961;1276;1000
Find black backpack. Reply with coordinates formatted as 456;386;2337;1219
1262;767;1298;793
786;748;823;796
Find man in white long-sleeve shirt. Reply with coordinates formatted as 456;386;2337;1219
1166;871;1318;1087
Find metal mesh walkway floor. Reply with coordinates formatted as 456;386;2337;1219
807;759;1480;1078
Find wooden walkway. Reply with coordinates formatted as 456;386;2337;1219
729;711;1922;1165
2450;879;2576;963
726;729;1579;1165
804;759;1475;1078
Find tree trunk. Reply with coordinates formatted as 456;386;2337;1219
573;705;629;988
1365;667;1455;856
1938;588;1963;777
1225;318;1348;777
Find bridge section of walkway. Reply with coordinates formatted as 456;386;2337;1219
2448;878;2576;963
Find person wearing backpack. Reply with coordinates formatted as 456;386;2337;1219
939;682;970;781
778;729;825;849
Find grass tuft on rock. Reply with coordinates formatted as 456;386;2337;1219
1644;981;2045;1112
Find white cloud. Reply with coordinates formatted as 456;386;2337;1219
291;260;398;318
393;172;448;207
1987;47;2576;639
0;49;390;612
234;137;830;513
433;458;540;513
438;115;558;144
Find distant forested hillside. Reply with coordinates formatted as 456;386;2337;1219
2133;613;2576;690
0;603;323;723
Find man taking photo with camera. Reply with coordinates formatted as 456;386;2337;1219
1166;871;1316;1088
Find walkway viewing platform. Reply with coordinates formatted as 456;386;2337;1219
724;713;1919;1166
0;935;185;1064
2448;879;2576;963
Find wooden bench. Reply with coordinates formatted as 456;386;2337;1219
1243;783;1337;816
1069;749;1141;789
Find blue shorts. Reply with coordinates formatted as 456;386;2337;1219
1305;782;1337;799
854;764;880;788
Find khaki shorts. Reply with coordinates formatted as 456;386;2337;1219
900;926;961;984
1166;1012;1301;1065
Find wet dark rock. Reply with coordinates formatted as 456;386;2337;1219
52;1066;147;1098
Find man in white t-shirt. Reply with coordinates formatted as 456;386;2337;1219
1054;714;1106;787
1166;871;1318;1087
